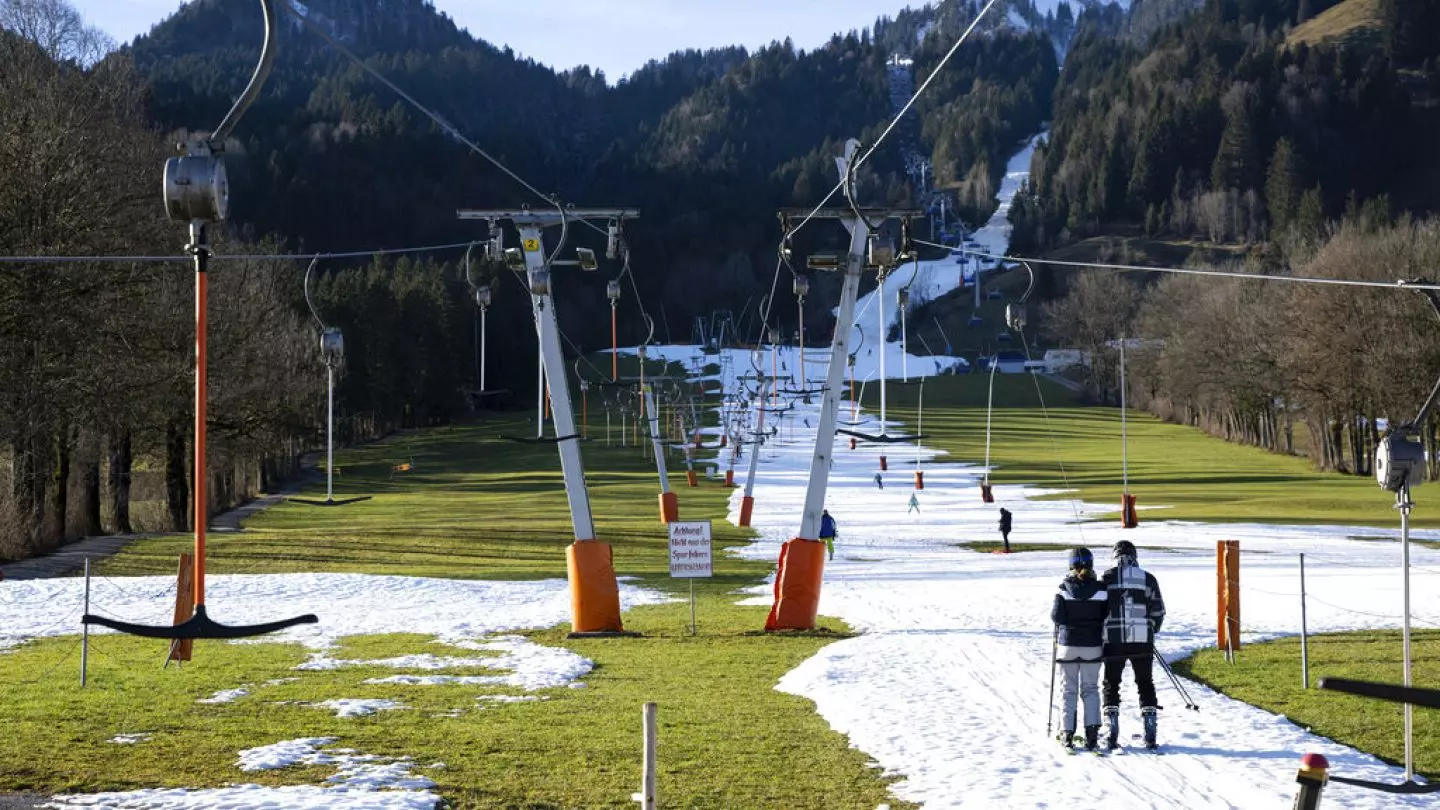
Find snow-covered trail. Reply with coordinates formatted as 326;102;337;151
634;339;1440;807
841;131;1044;382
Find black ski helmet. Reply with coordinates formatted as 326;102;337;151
1113;540;1138;564
1068;547;1094;570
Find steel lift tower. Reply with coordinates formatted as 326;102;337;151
766;191;918;631
459;206;639;636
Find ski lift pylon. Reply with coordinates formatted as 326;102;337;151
85;0;318;641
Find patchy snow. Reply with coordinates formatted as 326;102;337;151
476;695;546;704
198;687;250;704
47;738;438;809
1;575;667;651
106;733;150;745
315;699;406;718
4;578;667;808
296;653;499;672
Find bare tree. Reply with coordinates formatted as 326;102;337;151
0;0;112;64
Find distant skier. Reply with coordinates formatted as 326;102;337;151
874;472;884;490
1051;548;1107;751
1101;540;1167;750
819;509;838;561
998;507;1013;553
908;493;920;514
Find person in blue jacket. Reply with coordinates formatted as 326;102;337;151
819;509;838;561
1051;547;1108;750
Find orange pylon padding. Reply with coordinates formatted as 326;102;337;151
659;491;679;524
765;539;826;631
849;437;857;450
879;455;888;471
1121;494;1139;528
686;470;698;488
738;495;755;527
914;470;925;490
567;541;623;633
725;469;735;487
981;484;994;503
720;435;728;448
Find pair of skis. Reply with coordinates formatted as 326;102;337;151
1057;734;1162;755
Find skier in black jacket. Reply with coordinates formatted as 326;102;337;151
1050;547;1108;750
1100;540;1167;749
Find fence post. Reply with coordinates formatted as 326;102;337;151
80;557;90;688
1299;553;1309;689
633;702;657;810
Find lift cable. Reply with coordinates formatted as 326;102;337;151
911;239;1440;293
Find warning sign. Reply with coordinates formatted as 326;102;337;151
522;238;541;252
668;521;712;578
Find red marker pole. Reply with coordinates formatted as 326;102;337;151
1292;753;1328;810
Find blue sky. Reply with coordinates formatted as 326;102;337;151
73;1;915;80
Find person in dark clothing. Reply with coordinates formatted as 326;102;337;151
1050;547;1108;750
819;509;838;561
1100;540;1167;749
998;508;1013;553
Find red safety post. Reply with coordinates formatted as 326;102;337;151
1292;753;1328;810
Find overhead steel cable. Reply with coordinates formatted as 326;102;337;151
0;241;477;265
911;238;1440;292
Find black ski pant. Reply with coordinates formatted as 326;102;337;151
1102;650;1157;708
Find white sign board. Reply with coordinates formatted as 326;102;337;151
668;521;712;578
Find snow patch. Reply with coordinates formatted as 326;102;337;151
316;699;406;718
197;687;249;704
107;733;150;745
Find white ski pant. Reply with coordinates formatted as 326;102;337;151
1057;645;1102;732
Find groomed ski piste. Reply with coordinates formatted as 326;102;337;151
638;334;1440;808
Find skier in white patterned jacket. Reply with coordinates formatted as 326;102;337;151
1100;539;1167;750
1050;547;1108;751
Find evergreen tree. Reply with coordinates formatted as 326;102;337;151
1265;137;1301;230
1210;100;1261;192
1295;184;1326;243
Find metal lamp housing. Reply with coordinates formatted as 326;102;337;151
576;247;599;271
606;280;622;302
807;252;842;272
1006;303;1027;330
475;285;492;308
320;328;344;364
868;239;897;268
1377;430;1427;492
163;155;229;223
793;276;810;299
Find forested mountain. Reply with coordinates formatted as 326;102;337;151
1010;0;1440;252
124;0;1060;344
0;0;1062;561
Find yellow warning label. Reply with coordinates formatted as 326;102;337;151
522;238;540;252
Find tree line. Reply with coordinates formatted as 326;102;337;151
1041;215;1440;477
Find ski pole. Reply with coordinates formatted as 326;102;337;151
1153;648;1199;711
1046;626;1058;737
